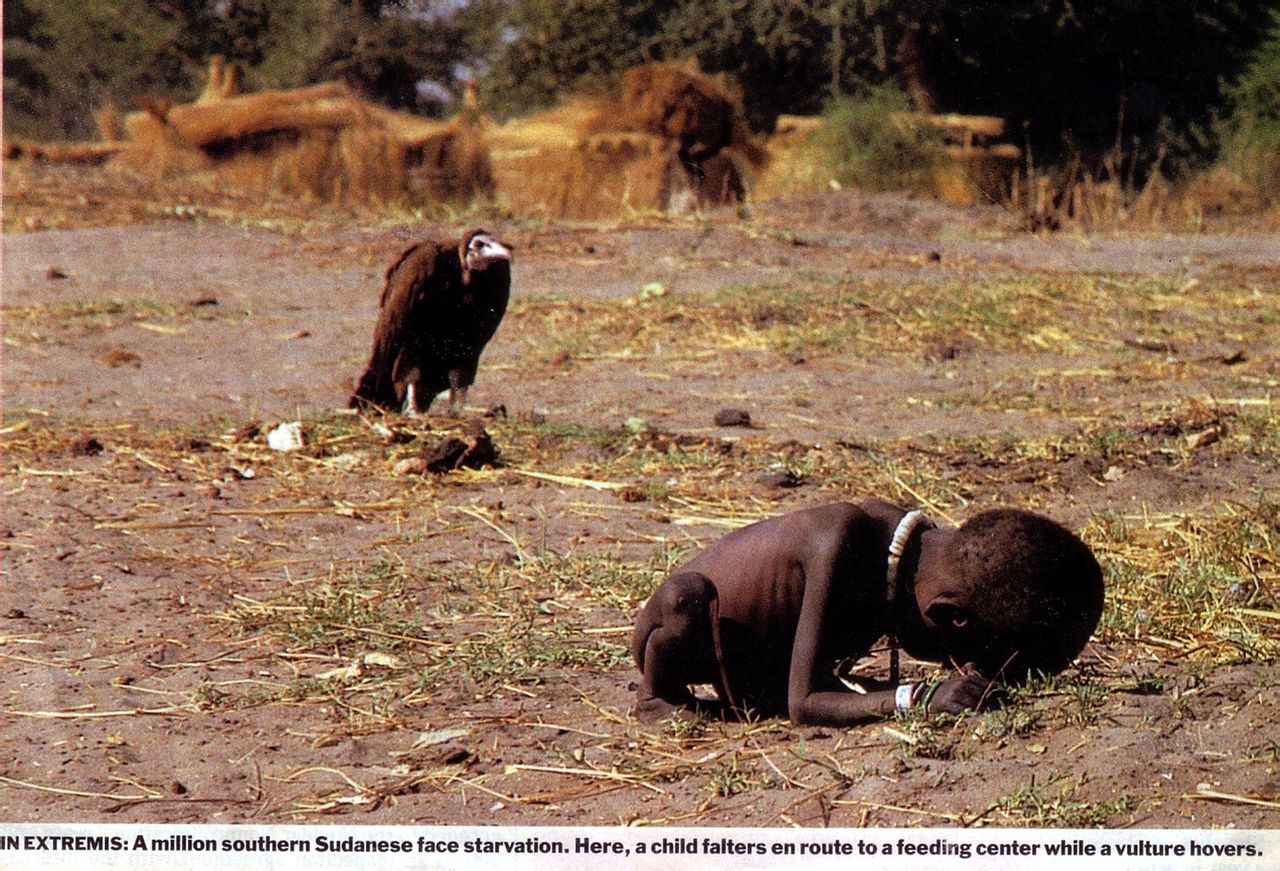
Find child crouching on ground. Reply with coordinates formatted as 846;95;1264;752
631;498;1104;725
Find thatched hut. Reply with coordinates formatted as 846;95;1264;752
488;63;769;219
7;59;768;217
112;65;492;207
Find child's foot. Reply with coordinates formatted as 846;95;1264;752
635;693;685;724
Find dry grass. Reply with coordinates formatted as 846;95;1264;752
4;62;497;210
504;272;1275;365
1017;161;1280;233
2;251;1276;823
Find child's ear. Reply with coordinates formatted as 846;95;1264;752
925;601;971;630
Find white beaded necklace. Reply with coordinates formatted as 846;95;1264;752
886;509;931;684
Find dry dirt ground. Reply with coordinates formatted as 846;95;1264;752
2;163;1278;828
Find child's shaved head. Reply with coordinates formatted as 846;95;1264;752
946;509;1104;679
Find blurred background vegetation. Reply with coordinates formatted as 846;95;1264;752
5;0;1279;190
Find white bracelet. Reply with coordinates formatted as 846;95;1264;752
895;682;917;712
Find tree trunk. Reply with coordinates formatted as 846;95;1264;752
896;27;937;113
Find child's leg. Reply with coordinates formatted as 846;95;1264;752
631;572;721;723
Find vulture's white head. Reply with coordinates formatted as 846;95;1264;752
463;230;511;274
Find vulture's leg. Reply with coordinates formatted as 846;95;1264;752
446;369;467;417
400;368;423;417
401;383;418;417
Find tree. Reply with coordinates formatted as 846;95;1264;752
1221;9;1280;194
470;0;1276;171
303;2;472;111
905;0;1276;170
463;0;671;119
3;0;56;138
2;0;478;140
6;0;202;138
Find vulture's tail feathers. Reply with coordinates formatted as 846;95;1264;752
349;365;398;411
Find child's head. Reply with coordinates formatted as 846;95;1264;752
920;508;1104;680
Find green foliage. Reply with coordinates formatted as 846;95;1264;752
6;0;201;138
910;1;1273;170
226;0;473;112
472;0;1274;174
650;0;871;130
215;0;341;90
2;0;477;140
2;0;55;138
468;0;890;127
1221;11;1280;197
815;86;940;192
302;3;472;111
462;0;666;120
990;773;1136;827
6;0;1275;177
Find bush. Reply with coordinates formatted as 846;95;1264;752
1220;15;1280;200
815;87;940;192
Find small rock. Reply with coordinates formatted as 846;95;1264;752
45;266;68;280
425;437;468;472
266;421;304;451
229;421;261;442
5;609;26;619
713;408;752;428
926;250;942;262
427;427;499;473
925;342;963;362
1220;350;1247;365
483;403;508;419
190;295;218;307
439;746;476;766
69;434;104;456
98;348;141;368
639;282;667;301
169;781;187;795
1185;426;1222;450
758;469;803;489
169;435;210;452
394;457;429;476
1102;465;1125;482
1224;582;1251;604
1123;336;1175;353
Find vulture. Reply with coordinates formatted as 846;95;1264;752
350;229;511;416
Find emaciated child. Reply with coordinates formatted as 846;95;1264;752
631;498;1104;724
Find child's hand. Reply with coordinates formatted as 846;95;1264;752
924;663;994;714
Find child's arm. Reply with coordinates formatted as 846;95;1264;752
786;506;899;725
785;506;993;725
789;651;995;724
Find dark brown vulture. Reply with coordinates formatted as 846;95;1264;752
350;229;511;416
